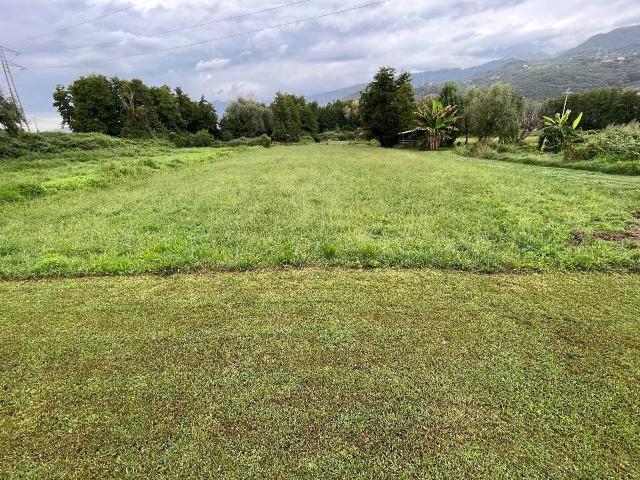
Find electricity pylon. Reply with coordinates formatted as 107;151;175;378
0;45;30;131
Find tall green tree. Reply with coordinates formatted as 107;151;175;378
193;96;220;136
301;100;319;135
0;89;24;135
150;85;185;133
317;99;362;132
465;83;524;143
270;93;319;142
119;78;157;138
53;75;122;135
271;93;302;142
221;97;272;138
52;85;74;129
360;67;415;147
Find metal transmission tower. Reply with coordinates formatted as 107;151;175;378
0;45;30;131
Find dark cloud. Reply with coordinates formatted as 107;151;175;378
1;0;639;130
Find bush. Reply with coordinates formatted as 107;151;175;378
459;140;499;159
537;125;578;153
314;130;357;142
0;182;47;203
569;123;640;162
297;136;316;145
225;134;271;148
168;132;271;149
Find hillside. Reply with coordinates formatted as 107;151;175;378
558;24;640;59
310;24;640;102
451;53;640;99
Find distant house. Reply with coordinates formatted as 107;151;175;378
397;129;422;147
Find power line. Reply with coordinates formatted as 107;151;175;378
24;0;392;70
19;0;314;55
6;0;154;46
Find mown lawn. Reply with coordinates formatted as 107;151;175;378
1;270;639;478
1;144;639;278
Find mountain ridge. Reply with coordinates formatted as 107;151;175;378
307;23;640;103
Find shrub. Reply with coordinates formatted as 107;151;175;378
0;182;47;203
537;125;578;153
459;140;499;159
192;130;216;147
313;130;356;142
297;135;316;145
225;135;271;148
569;123;640;162
168;130;215;147
168;132;271;149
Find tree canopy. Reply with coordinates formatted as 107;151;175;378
0;89;24;135
465;83;524;142
220;98;273;139
270;93;320;142
360;67;415;147
53;75;219;138
546;87;640;130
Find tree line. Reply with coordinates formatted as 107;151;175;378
45;75;364;143
356;67;640;150
52;76;219;138
3;70;640;147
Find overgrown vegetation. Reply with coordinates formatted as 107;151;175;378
0;141;239;203
0;131;167;159
569;123;640;162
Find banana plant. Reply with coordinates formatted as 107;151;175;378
540;109;583;153
543;109;583;130
415;99;459;150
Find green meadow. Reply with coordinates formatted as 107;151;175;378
1;144;639;478
1;144;639;278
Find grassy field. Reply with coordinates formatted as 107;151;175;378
2;143;639;477
1;144;639;278
2;270;639;478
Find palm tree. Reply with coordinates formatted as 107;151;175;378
415;98;458;150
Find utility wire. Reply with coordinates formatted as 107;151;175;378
19;0;314;55
24;0;392;70
7;0;154;46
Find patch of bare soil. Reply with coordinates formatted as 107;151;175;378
593;229;640;243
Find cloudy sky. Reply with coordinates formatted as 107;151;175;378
2;0;640;130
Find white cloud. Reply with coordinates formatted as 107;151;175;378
1;0;639;117
195;58;231;71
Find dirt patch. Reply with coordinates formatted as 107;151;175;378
570;229;587;245
593;229;640;243
569;227;640;246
